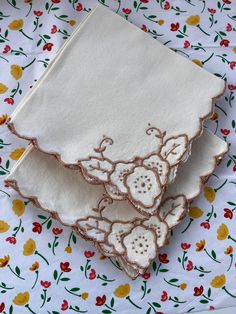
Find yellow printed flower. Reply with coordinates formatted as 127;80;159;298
100;254;107;260
0;114;9;125
69;19;76;26
65;246;72;253
29;261;39;271
233;47;236;54
0;83;8;94
157;20;164;25
217;224;229;240
192;59;203;67
204;187;215;203
11;65;23;80
224;246;233;255
9;19;24;31
23;238;36;256
81;292;88;300
0;220;10;233
196;239;205;252
114;284;130;298
10;148;25;160
211;274;226;288
13;292;29;306
179;283;187;290
12;199;25;217
189;207;203;218
186;15;200;26
0;255;10;268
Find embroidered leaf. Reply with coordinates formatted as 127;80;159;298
80;157;113;182
76;217;111;242
159;195;187;228
161;135;188;166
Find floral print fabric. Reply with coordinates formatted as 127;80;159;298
0;0;235;313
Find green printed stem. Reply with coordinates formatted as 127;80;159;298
215;179;228;192
7;0;20;9
227;254;233;272
204;249;221;263
25;2;32;17
22;58;36;70
7;264;25;280
181;218;193;233
222;286;236;298
206;206;214;223
116;0;121;13
105;304;116;312
25;304;36;314
126;296;142;309
202;294;213;301
40;289;47;308
228;235;236;243
202;52;214;65
141;281;147;300
201;0;206;13
12;218;22;237
215;104;227;116
197;24;210;36
31;270;39;289
52;236;58;255
19;29;33;40
164;278;179;288
64;286;80;297
169;296;187;304
56;271;63;285
97;274;115;283
194;266;211;274
33;17;39;32
0;189;10;197
69;305;88;313
10;82;19;98
84;260;91;279
34;250;49;265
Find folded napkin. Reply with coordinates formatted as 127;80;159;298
5;129;227;278
8;4;225;216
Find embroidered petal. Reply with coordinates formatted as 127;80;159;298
143;216;169;247
160;135;188;166
110;162;134;194
104;183;126;200
107;222;134;254
76;217;110;242
122;226;157;268
125;166;162;208
143;154;169;185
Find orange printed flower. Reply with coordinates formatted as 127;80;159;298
10;148;25;160
204;187;215;203
8;19;24;31
217;224;229;240
0;114;9;125
196;239;205;252
29;261;39;271
224;246;233;255
60;262;71;272
211;275;226;288
0;83;8;94
0;255;10;268
12;199;25;216
188;207;203;218
114;284;130;298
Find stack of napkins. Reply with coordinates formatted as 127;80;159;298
5;5;228;278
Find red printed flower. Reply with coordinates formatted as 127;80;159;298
223;0;231;3
141;24;147;32
76;3;83;11
84;251;95;258
142;272;151;280
184;40;190;48
89;269;96;280
221;128;230;136
0;303;5;313
161;290;168;302
34;10;43;17
6;236;16;244
208;8;216;14
230;61;236;70
186;260;193;271
122;8;132;15
228;84;236;90
158;253;169;264
51;25;57;34
61;300;68;311
60;262;71;272
4;98;14;105
95;295;106;306
233;165;236;172
164;1;170;10
52;227;63;235
32;222;42;234
194;285;204;296
170;22;179;31
3;45;11;54
200;221;211;229
52;0;61;3
140;0;149;3
226;23;232;32
209;306;216;310
181;242;191;250
224;208;233;219
40;280;51;288
220;39;230;47
43;43;54;51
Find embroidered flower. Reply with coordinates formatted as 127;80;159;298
125;166;162;208
122;226;157;268
107;222;133;254
110;162;134;193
